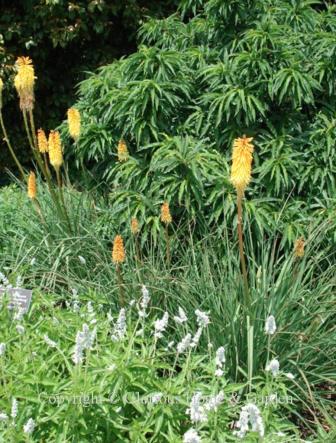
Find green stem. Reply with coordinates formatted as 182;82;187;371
165;224;170;266
237;191;250;309
0;110;26;181
116;264;125;307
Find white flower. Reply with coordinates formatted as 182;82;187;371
215;368;224;377
187;392;207;424
183;428;201;443
205;391;224;412
0;343;6;356
44;334;57;348
111;308;127;342
138;285;150;318
135;328;144;336
285;372;295;380
154;312;169;338
129;299;136;307
150;393;163;404
190;327;202;348
195;309;210;327
15;276;23;287
168;341;175;348
215;346;225;367
11;398;18;419
174;307;188;324
107;364;116;371
87;301;94;315
23;418;35;434
16;325;25;335
30;257;36;266
0;413;8;421
208;342;213;349
233;403;264;439
265;315;277;335
266;358;280;377
78;255;86;265
177;333;192;354
72;323;95;364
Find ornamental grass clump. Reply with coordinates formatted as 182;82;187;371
112;234;126;306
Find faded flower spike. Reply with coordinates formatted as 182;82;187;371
294;237;305;258
37;129;48;153
117;139;129;162
48;130;63;169
230;135;254;194
67;107;81;141
160;201;172;224
28;171;37;199
112;235;125;264
14;56;35;111
130;217;139;235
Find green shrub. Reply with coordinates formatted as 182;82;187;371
67;0;336;240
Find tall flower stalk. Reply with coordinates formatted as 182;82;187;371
160;201;172;265
112;235;126;306
230;135;254;391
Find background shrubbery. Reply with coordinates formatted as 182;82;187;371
66;0;336;241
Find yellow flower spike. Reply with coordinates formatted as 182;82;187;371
294;237;305;258
230;135;254;194
160;201;172;225
112;235;125;264
27;171;37;199
37;129;48;153
14;56;35;111
130;217;139;235
67;107;81;141
48;130;63;170
117;139;129;162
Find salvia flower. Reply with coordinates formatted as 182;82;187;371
23;418;35;435
177;333;192;354
187;392;207;424
48;130;63;170
111;308;127;342
117;139;129;162
266;358;280;377
154;312;169;338
195;309;210;327
0;343;6;356
44;334;57;348
0;413;8;421
37;129;48;153
14;56;35;111
190;327;202;349
27;171;37;199
233;403;264;439
138;285;150;318
16;325;25;335
160;201;172;224
265;315;277;335
183;428;201;443
130;217;139;235
174;307;188;324
72;323;95;365
112;235;125;264
230;135;254;194
294;237;305;258
11;398;18;419
215;346;225;377
205;391;225;412
67;107;81;140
